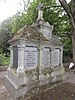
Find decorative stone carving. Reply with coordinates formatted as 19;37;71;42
36;2;44;21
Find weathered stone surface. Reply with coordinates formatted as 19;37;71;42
51;67;65;82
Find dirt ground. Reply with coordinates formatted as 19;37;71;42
30;83;75;100
0;65;75;100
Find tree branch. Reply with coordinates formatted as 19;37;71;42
59;0;75;29
58;33;71;38
58;0;71;17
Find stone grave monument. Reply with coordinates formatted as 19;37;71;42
5;3;65;100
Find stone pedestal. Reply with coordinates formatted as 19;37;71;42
51;67;65;82
39;68;52;86
5;68;39;100
5;77;28;100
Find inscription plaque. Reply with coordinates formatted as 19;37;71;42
42;48;50;68
24;47;38;70
52;49;60;66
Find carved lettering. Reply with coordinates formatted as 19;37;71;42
24;47;38;70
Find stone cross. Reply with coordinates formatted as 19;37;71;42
36;3;44;21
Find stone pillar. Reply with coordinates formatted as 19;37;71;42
39;46;43;70
60;48;63;67
17;45;25;73
9;46;13;68
50;47;54;68
37;46;40;81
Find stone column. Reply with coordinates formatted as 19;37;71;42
37;46;40;81
39;46;43;69
17;45;25;73
60;48;63;67
9;46;13;69
50;47;54;68
38;46;44;84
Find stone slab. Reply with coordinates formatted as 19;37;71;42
41;48;50;68
24;47;38;70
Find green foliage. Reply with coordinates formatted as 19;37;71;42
11;0;57;33
0;0;72;63
0;53;9;66
0;18;14;55
62;37;72;62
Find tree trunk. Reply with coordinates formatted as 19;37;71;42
58;0;75;63
72;28;75;64
71;0;75;64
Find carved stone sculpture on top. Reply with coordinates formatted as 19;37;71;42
36;2;44;21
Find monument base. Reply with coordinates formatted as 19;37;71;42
5;67;65;100
7;68;38;88
5;76;39;100
51;66;66;82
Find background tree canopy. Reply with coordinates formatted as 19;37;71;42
0;0;72;65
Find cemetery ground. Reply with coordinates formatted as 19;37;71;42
0;65;75;100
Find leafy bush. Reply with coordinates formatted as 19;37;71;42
0;53;9;66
